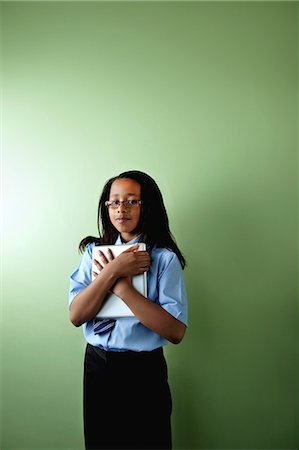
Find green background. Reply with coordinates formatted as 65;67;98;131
1;1;298;449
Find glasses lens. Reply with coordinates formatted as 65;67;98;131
106;200;140;208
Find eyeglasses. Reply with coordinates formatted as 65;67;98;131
105;200;143;209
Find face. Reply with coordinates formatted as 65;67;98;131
108;178;142;242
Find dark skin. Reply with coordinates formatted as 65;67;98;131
70;178;186;344
93;245;186;344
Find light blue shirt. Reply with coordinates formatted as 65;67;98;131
69;234;188;352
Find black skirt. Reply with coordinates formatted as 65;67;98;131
83;343;172;450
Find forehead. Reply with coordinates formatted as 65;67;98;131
109;178;141;197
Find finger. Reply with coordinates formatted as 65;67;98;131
137;256;150;265
92;271;98;277
135;261;150;270
137;266;149;273
98;250;109;264
107;248;115;261
136;255;151;265
135;252;150;261
93;258;103;270
123;243;139;253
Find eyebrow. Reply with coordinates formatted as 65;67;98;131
110;193;139;197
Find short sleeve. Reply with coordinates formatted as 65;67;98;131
69;244;94;307
157;252;188;326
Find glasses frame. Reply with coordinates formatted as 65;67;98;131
105;199;143;209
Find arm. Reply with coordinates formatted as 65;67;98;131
69;243;151;327
70;265;117;327
114;281;186;344
96;249;188;344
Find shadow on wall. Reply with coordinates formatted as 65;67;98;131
166;182;297;448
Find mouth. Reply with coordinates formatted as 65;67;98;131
115;218;130;223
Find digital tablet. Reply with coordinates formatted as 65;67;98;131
92;243;147;318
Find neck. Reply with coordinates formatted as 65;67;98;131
120;232;140;243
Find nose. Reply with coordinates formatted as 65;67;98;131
117;201;128;212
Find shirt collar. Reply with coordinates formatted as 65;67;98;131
114;233;143;245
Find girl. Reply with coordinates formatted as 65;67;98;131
69;170;188;450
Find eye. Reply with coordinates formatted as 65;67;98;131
127;199;138;205
111;200;120;207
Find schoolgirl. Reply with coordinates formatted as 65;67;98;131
69;170;188;450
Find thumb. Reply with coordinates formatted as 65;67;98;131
124;243;139;253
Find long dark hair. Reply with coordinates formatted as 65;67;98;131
79;170;186;269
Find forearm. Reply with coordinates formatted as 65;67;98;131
118;286;186;344
70;266;117;327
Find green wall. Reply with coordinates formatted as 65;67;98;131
2;2;298;449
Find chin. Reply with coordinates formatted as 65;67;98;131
113;224;136;234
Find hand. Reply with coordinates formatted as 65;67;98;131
92;243;150;279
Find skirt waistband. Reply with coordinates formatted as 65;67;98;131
87;343;164;362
